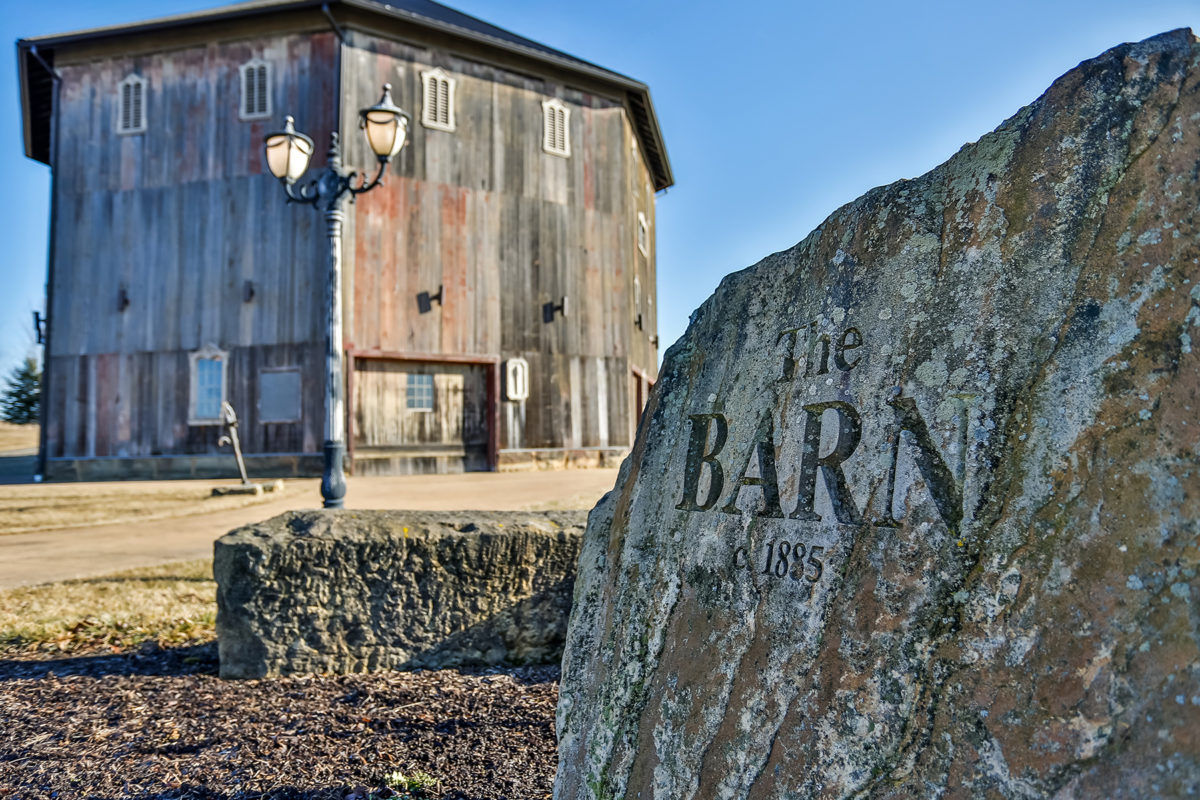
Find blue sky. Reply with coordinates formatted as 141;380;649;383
2;0;1198;378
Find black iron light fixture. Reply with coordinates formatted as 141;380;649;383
417;285;444;314
543;296;569;323
263;84;411;509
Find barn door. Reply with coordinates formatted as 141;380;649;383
351;360;488;473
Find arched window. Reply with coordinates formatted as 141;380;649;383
117;74;147;134
421;68;456;132
542;98;570;157
189;344;228;425
239;59;272;120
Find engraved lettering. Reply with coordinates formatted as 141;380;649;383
736;538;829;587
720;415;785;517
885;396;963;534
834;327;863;371
790;543;807;579
776;323;864;382
870;429;902;528
776;327;806;382
790;401;863;524
948;392;978;482
806;545;825;582
774;541;791;577
675;413;728;511
806;333;832;377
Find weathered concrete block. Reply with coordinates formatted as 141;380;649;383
215;509;585;679
557;30;1200;800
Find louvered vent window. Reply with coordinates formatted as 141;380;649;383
239;60;272;120
542;99;570;158
117;74;147;134
421;68;456;132
637;212;649;256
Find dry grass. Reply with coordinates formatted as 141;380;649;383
0;479;304;536
0;422;38;453
0;559;216;656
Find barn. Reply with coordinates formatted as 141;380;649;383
17;0;671;480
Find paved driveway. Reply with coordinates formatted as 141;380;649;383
0;470;617;589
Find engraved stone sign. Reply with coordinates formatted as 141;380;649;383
556;30;1200;799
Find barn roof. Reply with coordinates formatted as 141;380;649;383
17;0;673;189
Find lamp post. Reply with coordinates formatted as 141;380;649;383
263;85;410;508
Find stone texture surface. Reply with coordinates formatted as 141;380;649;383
215;509;584;679
557;31;1200;800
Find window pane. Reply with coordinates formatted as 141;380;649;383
244;69;255;116
425;78;438;124
256;66;268;114
121;83;131;129
260;369;301;422
194;358;223;419
406;373;434;411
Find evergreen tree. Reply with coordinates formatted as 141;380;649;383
1;358;41;425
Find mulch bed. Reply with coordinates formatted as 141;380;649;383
0;644;559;799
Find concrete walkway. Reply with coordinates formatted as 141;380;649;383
0;470;617;589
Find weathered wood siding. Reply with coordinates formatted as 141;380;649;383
339;31;658;456
42;22;660;477
351;359;488;473
46;32;338;469
43;344;323;460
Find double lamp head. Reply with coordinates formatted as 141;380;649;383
263;84;410;183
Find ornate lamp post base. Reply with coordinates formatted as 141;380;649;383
320;440;347;508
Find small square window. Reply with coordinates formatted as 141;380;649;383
259;368;301;423
407;373;434;412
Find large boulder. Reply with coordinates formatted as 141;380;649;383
215;509;585;678
557;30;1200;799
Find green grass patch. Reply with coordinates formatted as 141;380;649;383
0;559;216;656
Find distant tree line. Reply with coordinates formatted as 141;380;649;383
1;358;40;424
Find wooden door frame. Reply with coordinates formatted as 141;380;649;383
630;364;655;444
345;348;501;471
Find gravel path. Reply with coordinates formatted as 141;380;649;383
0;644;559;799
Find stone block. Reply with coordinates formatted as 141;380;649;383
557;30;1200;799
215;509;585;679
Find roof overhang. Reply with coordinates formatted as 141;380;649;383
16;0;673;189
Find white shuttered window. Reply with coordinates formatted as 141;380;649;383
117;74;147;134
239;60;272;120
542;99;570;157
421;68;456;131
